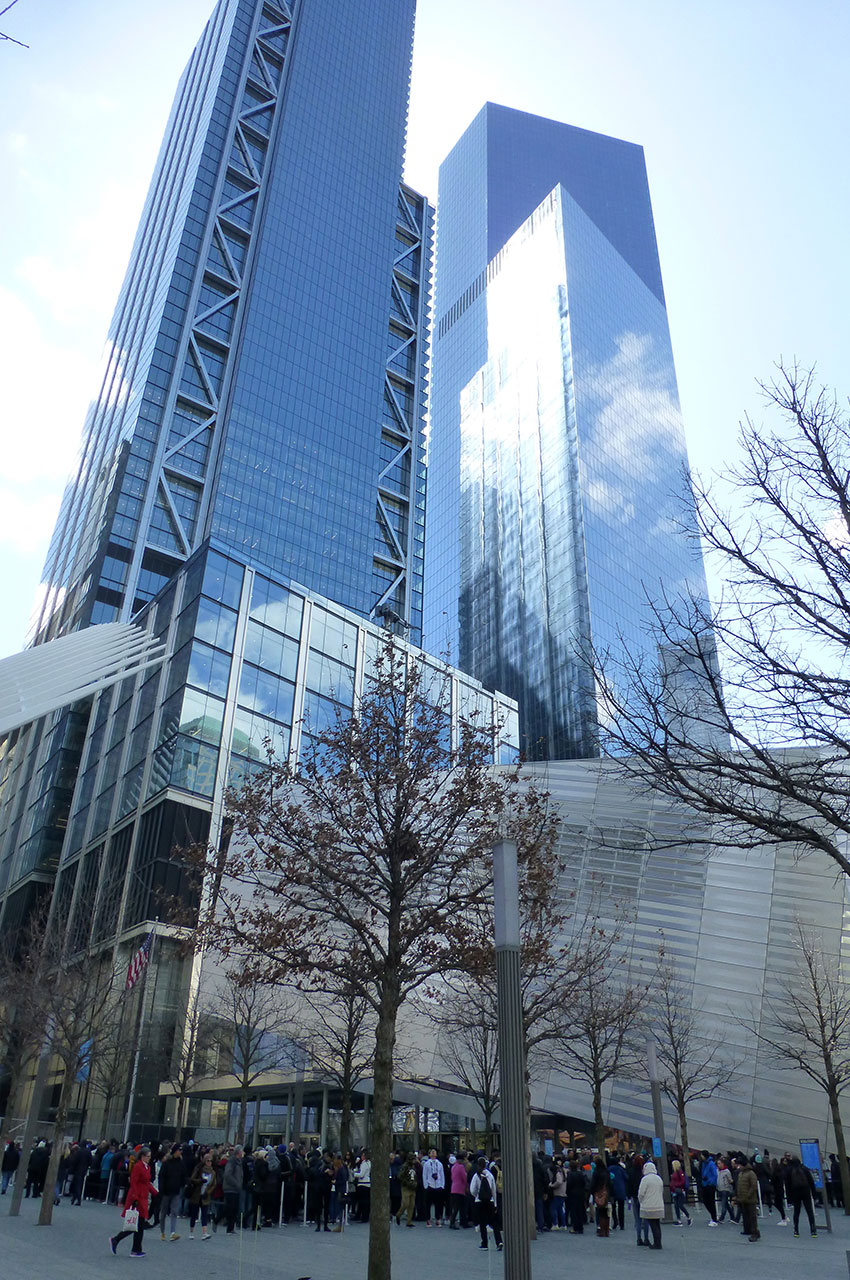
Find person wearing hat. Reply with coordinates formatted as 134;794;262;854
637;1159;664;1250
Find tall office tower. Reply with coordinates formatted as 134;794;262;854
0;0;431;940
424;104;711;760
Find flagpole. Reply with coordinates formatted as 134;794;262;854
122;926;157;1145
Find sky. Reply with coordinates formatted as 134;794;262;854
0;0;848;659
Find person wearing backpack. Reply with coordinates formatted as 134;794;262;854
470;1156;502;1251
786;1156;817;1237
397;1152;418;1227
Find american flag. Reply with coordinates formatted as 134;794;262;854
125;930;155;991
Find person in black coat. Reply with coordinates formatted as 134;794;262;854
68;1142;92;1205
26;1141;50;1198
1;1140;20;1194
566;1161;587;1234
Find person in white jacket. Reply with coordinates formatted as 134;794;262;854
638;1160;664;1251
421;1150;445;1226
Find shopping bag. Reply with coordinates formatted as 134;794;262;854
124;1207;140;1231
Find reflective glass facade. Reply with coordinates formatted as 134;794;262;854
0;0;430;922
425;105;710;759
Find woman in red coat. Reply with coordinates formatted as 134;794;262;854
110;1147;152;1257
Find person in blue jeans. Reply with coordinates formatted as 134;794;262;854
1;1141;20;1194
670;1160;692;1224
609;1157;627;1230
627;1155;650;1244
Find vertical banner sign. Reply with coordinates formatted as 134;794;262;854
799;1138;832;1233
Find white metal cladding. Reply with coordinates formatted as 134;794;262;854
0;625;165;736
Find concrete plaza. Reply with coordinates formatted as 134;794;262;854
1;1194;848;1279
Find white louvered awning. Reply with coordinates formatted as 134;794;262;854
0;623;166;736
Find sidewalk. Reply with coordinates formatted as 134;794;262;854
1;1195;848;1279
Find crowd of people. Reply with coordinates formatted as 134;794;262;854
1;1132;840;1257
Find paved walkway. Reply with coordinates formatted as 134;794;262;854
1;1195;848;1279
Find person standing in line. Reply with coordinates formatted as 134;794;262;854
68;1141;91;1205
330;1155;349;1230
222;1145;244;1236
627;1154;649;1245
421;1148;445;1226
590;1158;610;1237
769;1157;789;1226
700;1150;719;1224
26;1139;49;1198
469;1157;502;1252
670;1159;692;1225
637;1159;664;1250
397;1151;418;1228
608;1155;627;1230
355;1149;372;1223
158;1143;185;1241
786;1156;818;1237
448;1152;468;1229
566;1159;587;1234
735;1154;760;1242
716;1158;737;1223
110;1146;153;1258
1;1139;20;1194
187;1149;218;1240
549;1156;567;1229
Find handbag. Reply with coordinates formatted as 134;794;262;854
594;1188;609;1208
124;1206;140;1231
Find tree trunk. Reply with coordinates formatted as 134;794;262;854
174;1094;185;1143
38;1068;75;1225
367;980;399;1280
678;1101;690;1173
593;1083;606;1157
483;1105;493;1157
827;1087;850;1214
340;1085;352;1157
237;1083;248;1145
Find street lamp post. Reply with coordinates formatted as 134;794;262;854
646;1039;673;1222
493;839;531;1277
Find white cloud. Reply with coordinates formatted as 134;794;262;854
0;285;99;487
0;488;63;554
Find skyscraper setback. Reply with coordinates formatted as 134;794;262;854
0;0;430;932
424;104;711;759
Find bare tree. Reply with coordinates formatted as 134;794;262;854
190;635;555;1280
595;363;850;881
297;983;374;1154
1;916;120;1224
431;986;500;1152
84;1002;138;1134
157;986;213;1142
649;943;739;1161
206;970;297;1144
742;923;850;1213
554;913;648;1154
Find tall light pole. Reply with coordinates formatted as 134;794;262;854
646;1039;673;1222
493;839;531;1277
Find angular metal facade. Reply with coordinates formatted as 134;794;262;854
0;0;430;926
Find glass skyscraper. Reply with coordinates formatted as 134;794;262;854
424;104;711;760
0;0;431;931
